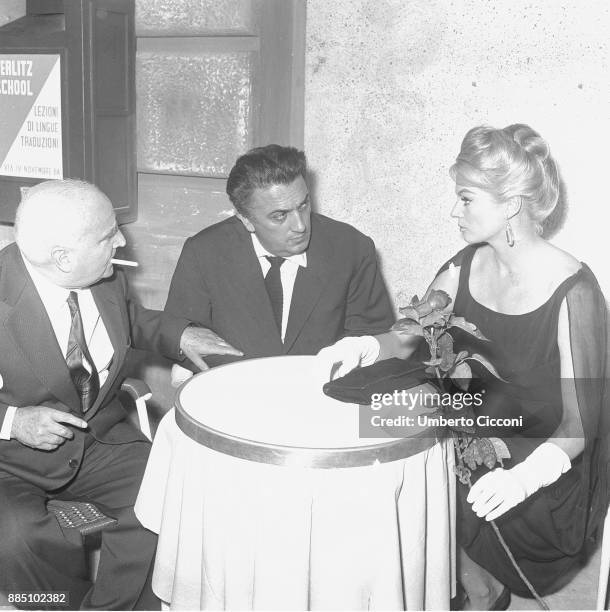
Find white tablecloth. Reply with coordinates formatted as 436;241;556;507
135;410;456;610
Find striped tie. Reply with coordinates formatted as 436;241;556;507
66;292;99;412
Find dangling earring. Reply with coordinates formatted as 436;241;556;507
505;220;515;247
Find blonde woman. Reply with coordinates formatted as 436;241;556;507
320;124;608;610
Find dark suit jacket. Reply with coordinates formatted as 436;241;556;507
0;243;186;490
164;213;394;369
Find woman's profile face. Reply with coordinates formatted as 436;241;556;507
451;182;507;244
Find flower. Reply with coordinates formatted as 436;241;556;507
427;289;451;311
392;292;508;475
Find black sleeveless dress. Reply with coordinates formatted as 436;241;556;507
442;244;608;597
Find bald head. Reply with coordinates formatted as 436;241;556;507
14;179;125;288
15;180;111;265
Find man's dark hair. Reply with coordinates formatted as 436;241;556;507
226;144;307;215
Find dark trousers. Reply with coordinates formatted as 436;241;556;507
0;435;158;610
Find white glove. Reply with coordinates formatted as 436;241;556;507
316;336;380;381
467;442;571;521
171;364;194;388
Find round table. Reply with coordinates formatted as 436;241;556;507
135;356;456;610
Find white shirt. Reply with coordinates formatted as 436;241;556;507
250;233;307;342
0;257;114;439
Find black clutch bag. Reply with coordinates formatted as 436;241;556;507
322;358;431;405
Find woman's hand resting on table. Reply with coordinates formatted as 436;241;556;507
316;336;380;381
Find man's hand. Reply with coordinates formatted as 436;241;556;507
11;407;88;451
179;326;243;371
316;336;380;381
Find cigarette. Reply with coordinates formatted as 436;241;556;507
111;258;139;267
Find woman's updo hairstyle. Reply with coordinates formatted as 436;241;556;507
449;124;560;234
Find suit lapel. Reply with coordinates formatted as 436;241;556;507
89;277;128;416
283;215;333;352
1;247;81;411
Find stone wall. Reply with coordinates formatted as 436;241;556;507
304;0;610;306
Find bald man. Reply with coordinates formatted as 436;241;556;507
0;180;240;610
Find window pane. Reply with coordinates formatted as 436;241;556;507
136;51;253;177
136;0;255;35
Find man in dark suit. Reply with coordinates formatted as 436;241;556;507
165;145;394;381
0;179;239;610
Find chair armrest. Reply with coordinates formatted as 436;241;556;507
120;378;152;402
120;378;153;441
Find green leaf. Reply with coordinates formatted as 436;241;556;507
448;361;472;390
419;310;446;327
438;333;455;372
488;437;511;466
447;316;490;341
459;437;510;472
398;305;420;321
392;318;425;336
457;435;473;451
479;438;498;470
466;354;507;381
461;441;480;470
414;302;433;317
438;332;454;351
439;356;456;372
423;357;442;367
454;464;472;485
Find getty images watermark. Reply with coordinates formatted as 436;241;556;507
359;387;524;438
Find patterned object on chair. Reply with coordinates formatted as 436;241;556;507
47;500;117;537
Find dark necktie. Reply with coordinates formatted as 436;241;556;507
264;256;285;332
66;291;99;412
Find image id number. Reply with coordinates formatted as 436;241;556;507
7;591;69;606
